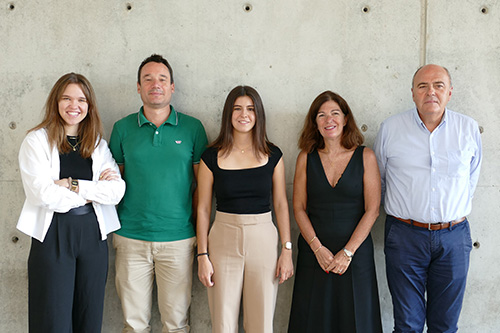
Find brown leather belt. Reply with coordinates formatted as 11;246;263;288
393;216;465;230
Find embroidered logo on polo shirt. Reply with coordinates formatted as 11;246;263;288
175;140;182;144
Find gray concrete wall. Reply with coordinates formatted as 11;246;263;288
1;1;498;332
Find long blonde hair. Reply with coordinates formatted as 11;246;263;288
30;73;103;158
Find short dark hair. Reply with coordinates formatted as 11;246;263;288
298;91;364;153
137;54;174;84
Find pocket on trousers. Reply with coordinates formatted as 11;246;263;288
384;218;401;251
208;223;217;244
112;233;121;250
462;220;473;254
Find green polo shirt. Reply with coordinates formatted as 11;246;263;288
109;106;208;242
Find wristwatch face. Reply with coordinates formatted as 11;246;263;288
284;241;292;250
343;248;353;257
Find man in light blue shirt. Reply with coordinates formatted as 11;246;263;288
374;64;482;333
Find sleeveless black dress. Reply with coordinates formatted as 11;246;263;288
288;146;382;333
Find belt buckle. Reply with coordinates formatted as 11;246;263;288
428;223;443;230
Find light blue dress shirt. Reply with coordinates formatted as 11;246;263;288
374;108;482;223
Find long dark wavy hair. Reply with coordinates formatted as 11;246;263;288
209;85;273;157
30;73;103;158
298;91;363;153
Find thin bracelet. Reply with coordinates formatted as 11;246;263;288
196;252;209;258
308;236;317;245
68;177;72;189
314;245;323;254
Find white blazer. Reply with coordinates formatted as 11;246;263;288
17;128;125;242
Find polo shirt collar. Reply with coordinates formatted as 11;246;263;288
137;106;179;127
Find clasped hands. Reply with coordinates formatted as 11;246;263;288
314;246;351;275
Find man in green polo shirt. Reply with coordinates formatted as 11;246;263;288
109;54;208;332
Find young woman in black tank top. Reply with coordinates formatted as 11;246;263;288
196;86;294;333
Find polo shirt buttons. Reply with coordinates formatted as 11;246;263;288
155;131;159;135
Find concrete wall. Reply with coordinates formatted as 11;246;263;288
1;0;498;331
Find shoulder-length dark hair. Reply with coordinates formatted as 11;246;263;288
298;91;364;153
210;85;272;157
30;73;103;159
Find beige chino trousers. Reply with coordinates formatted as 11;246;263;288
113;234;196;333
207;211;279;333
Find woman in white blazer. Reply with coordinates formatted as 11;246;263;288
17;73;125;333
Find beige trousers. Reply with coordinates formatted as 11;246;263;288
113;234;196;333
207;211;279;333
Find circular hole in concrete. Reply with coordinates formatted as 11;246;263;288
243;4;252;12
480;6;488;14
479;125;484;134
362;6;370;13
9;3;15;10
126;3;132;10
361;124;368;132
12;236;19;243
473;241;480;249
9;121;17;130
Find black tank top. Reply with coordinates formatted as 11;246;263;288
201;145;282;214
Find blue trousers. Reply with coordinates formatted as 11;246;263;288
28;208;108;333
384;215;472;333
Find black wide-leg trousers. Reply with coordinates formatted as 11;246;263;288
28;207;108;333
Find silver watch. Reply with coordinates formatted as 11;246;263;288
343;248;353;258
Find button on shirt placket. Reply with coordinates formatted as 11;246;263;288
429;127;439;223
151;123;163;146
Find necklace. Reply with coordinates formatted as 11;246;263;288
233;145;253;154
67;136;80;151
319;147;352;188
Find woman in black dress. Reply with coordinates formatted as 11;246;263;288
288;91;382;332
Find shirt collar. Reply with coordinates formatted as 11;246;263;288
412;107;448;130
137;105;179;127
440;108;449;125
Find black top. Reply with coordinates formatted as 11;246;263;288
59;136;93;180
201;145;282;214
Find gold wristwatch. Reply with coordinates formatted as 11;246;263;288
70;179;79;192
